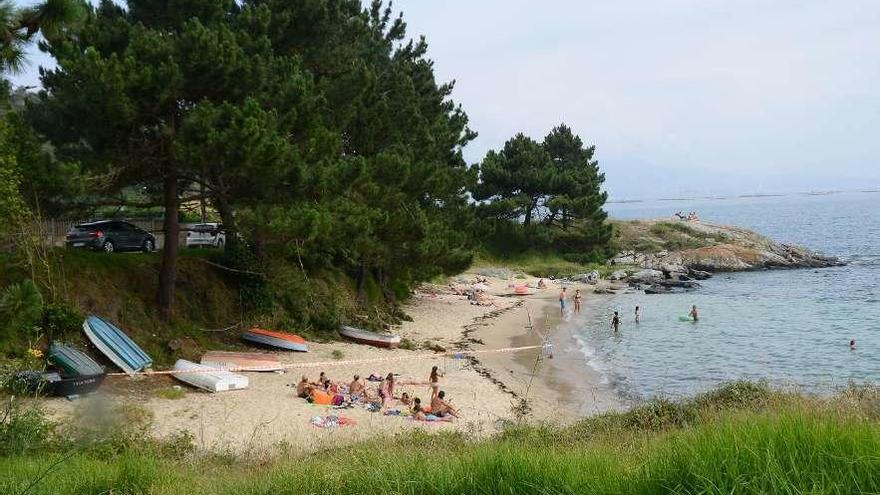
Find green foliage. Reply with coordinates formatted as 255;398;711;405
0;397;55;456
475;125;612;262
330;349;344;360
0;279;44;341
2;385;880;494
41;301;83;340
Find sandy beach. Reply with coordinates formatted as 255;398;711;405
43;270;620;454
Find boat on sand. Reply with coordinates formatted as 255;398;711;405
171;359;249;392
200;351;283;372
13;370;105;397
82;315;152;374
47;342;105;377
339;325;401;348
241;328;308;352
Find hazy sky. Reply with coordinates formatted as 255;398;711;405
9;0;880;198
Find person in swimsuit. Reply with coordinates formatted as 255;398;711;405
574;289;582;314
635;306;640;323
379;372;395;408
296;375;314;399
559;287;567;315
611;311;620;332
430;391;460;418
349;374;365;400
429;366;441;400
689;305;699;322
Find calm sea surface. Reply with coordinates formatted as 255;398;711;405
570;191;880;402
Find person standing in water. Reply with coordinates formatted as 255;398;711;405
559;287;567;316
634;306;640;323
611;311;621;332
689;305;699;322
574;289;582;314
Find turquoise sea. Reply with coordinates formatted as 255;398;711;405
571;191;880;402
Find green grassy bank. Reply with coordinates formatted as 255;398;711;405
2;382;878;494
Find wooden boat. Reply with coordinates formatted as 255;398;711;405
241;328;308;352
339;325;401;349
47;343;105;377
171;359;249;393
83;315;153;374
200;351;283;372
13;370;105;397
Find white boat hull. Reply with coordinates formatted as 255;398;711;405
172;359;249;392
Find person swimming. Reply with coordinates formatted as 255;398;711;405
689;305;699;322
611;311;620;332
850;339;856;350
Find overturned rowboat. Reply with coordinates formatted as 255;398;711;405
83;315;152;374
339;325;401;349
241;328;308;352
200;351;283;372
172;359;249;393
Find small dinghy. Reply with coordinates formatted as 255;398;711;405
200;351;283;372
241;328;308;352
339;325;401;349
172;359;249;393
47;343;105;377
83;315;152;374
13;370;105;397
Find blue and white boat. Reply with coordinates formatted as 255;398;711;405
83;315;153;374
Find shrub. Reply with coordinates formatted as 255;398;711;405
41;301;83;340
0;397;55;455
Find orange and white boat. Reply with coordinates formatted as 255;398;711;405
241;328;309;352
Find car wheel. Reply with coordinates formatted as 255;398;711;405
103;241;115;253
143;239;154;253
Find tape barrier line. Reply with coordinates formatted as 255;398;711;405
105;344;550;377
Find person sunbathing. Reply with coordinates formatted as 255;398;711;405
412;397;453;422
400;392;412;406
349;375;365;399
296;375;315;399
430;391;460;418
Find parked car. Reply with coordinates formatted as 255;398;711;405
65;220;156;253
185;223;226;248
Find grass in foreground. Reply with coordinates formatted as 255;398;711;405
1;382;879;494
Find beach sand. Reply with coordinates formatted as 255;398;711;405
43;271;620;454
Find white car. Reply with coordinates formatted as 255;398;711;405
185;223;226;248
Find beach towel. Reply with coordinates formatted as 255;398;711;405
311;389;334;405
310;415;356;429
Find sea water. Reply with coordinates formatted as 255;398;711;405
572;191;880;402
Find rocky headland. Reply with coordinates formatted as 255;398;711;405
583;219;844;294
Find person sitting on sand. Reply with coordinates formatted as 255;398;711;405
379;373;396;408
689;305;699;321
412;397;453;422
296;375;315;399
349;375;365;400
430;391;460;418
537;278;547;289
400;392;412;406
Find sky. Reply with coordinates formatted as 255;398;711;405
8;0;880;199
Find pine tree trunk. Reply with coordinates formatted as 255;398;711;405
214;190;238;255
157;175;179;319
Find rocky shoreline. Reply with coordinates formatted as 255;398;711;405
584;219;844;294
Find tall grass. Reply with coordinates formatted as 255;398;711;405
2;382;879;494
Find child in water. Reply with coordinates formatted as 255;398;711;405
634;306;640;323
611;311;620;332
689;305;699;322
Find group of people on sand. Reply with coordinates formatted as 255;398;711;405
448;278;495;307
294;366;460;422
674;211;700;221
